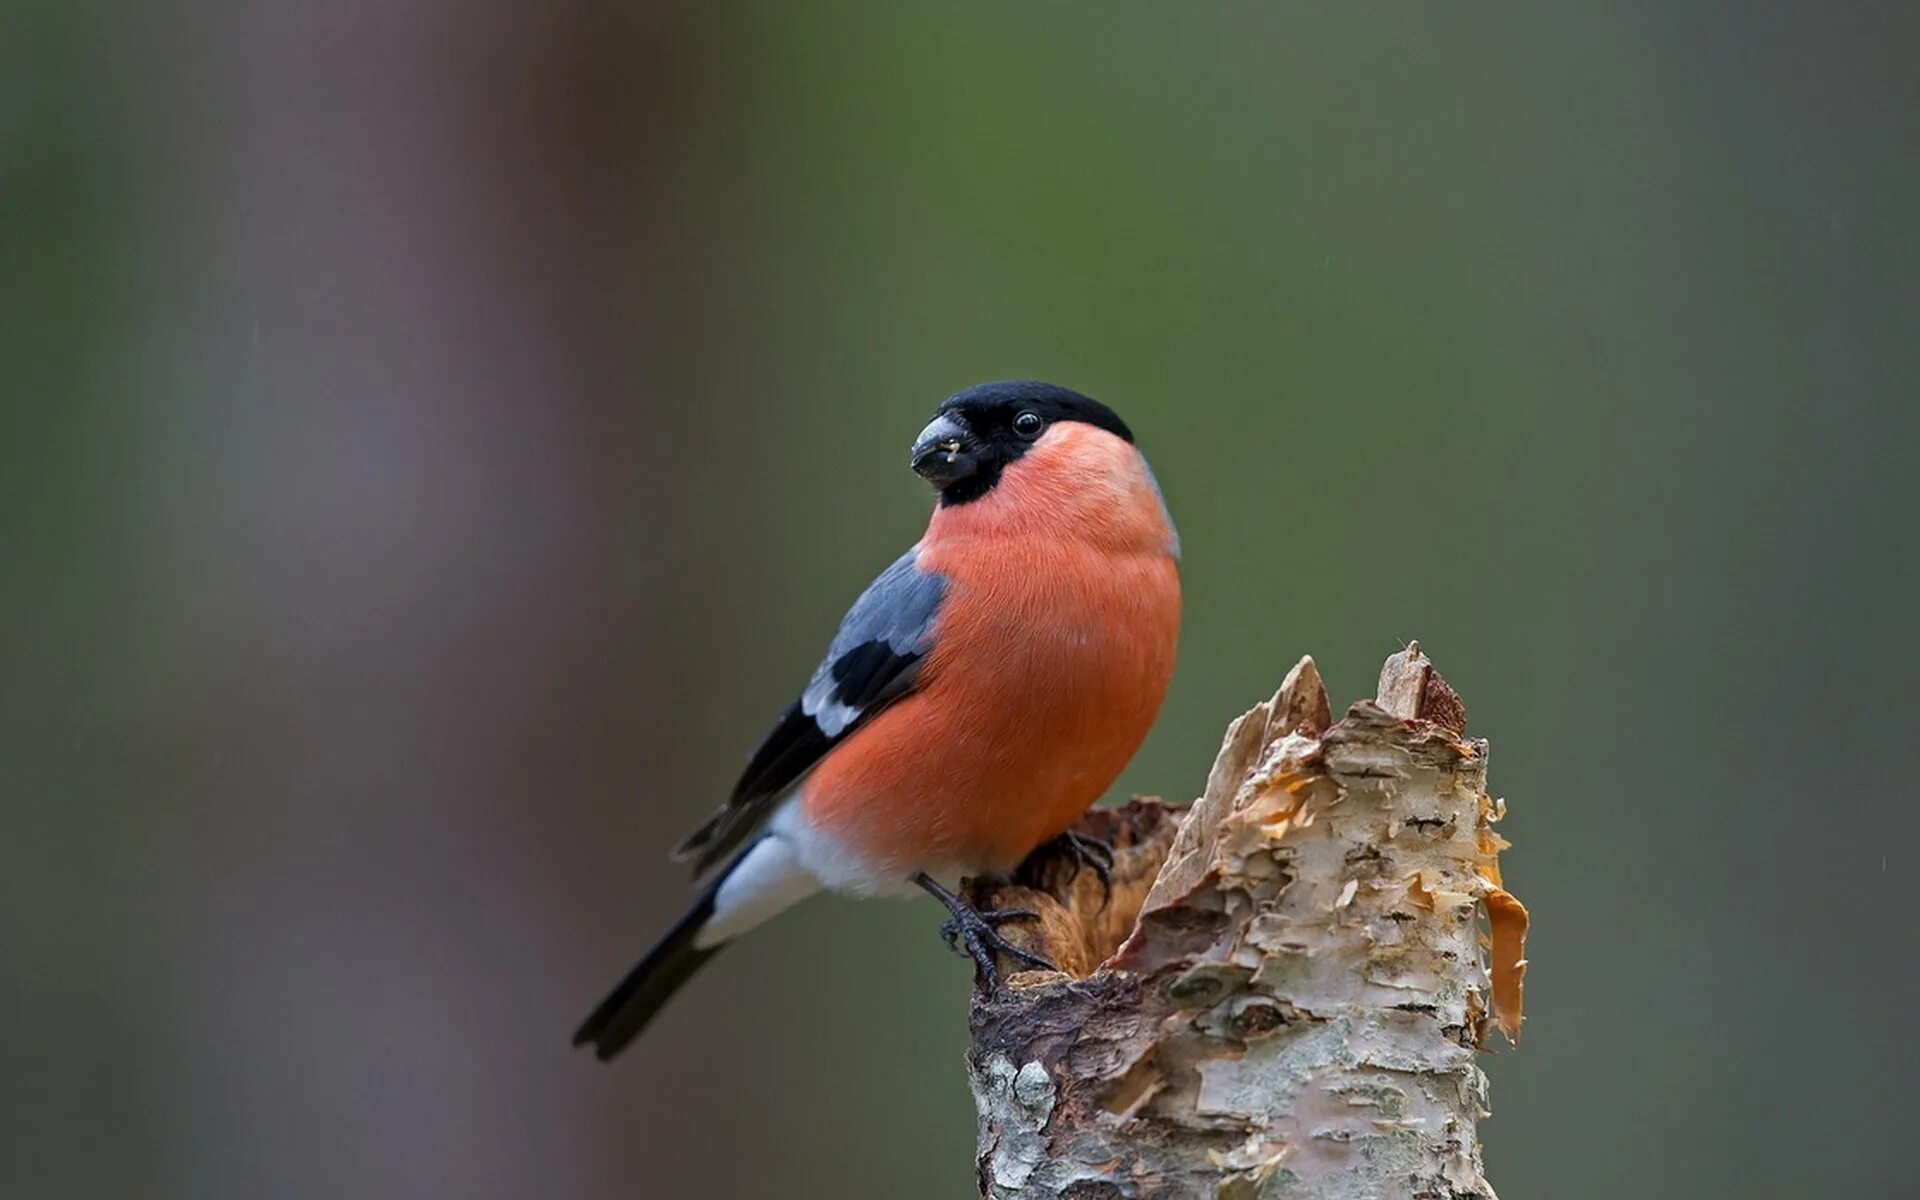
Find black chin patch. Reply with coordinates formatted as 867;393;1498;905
937;469;1004;507
930;381;1133;507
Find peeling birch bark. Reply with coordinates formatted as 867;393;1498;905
965;648;1525;1200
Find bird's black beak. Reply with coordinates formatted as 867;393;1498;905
910;413;979;489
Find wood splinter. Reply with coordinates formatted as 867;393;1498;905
964;648;1527;1200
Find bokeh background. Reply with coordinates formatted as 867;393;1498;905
6;3;1917;1197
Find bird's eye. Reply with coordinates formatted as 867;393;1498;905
1012;411;1045;440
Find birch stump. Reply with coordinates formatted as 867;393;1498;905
965;647;1528;1200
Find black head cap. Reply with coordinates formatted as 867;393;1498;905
910;381;1133;505
936;380;1132;444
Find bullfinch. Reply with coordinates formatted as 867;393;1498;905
573;381;1181;1060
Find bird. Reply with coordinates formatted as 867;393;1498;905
573;381;1182;1061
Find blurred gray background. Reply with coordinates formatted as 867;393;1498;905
4;3;1916;1197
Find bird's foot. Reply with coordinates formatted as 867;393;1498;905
1019;829;1116;909
915;873;1057;992
938;906;1055;992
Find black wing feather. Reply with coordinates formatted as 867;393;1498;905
730;702;835;817
672;550;945;874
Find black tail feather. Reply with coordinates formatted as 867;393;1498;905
572;880;725;1061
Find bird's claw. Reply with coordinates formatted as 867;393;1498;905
937;905;1037;955
915;872;1058;992
937;906;1055;992
1022;829;1116;910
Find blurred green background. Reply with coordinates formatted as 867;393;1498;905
5;3;1916;1197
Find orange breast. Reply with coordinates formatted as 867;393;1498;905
799;424;1181;877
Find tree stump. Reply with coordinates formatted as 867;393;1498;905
965;648;1527;1199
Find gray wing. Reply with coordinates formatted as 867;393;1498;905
672;547;947;874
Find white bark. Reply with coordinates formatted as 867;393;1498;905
967;649;1525;1200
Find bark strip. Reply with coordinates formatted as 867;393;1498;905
966;648;1524;1199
